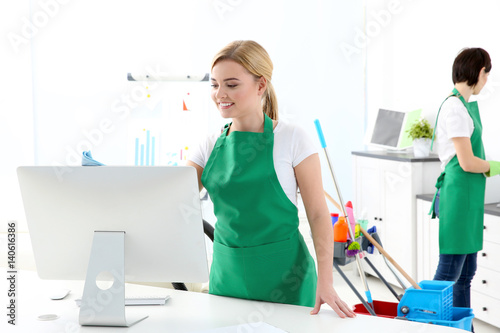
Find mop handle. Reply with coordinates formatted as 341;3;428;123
314;120;351;236
360;227;421;289
314;119;371;299
315;119;327;149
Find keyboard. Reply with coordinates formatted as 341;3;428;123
75;295;170;306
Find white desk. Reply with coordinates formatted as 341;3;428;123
4;270;463;332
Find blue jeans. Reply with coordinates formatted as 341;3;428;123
433;253;477;308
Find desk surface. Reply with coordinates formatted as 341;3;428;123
352;150;440;163
4;269;463;332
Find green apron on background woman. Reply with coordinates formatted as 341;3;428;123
430;88;486;254
201;113;317;306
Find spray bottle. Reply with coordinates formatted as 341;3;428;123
330;213;339;227
334;216;348;242
345;201;357;240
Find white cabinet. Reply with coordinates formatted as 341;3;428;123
415;199;439;282
417;198;500;329
352;152;441;287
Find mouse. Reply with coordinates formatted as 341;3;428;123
49;288;71;300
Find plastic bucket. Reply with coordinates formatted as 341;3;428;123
353;300;399;318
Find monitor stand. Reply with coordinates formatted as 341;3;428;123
79;231;148;327
385;147;412;154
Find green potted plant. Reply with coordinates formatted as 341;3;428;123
407;118;434;157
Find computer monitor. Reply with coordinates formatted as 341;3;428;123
17;166;209;327
366;108;422;150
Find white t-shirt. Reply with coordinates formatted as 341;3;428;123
435;96;474;170
189;120;318;206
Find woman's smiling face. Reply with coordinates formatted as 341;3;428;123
211;59;266;120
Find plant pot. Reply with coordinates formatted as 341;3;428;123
413;138;431;157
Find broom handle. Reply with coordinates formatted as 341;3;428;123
359;226;421;290
324;190;342;212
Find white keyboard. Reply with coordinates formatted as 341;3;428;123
75;295;170;306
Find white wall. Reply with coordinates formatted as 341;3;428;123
5;0;500;234
4;0;500;263
365;0;500;202
0;0;34;233
0;0;366;235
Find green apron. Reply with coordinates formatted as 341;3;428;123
201;113;317;306
430;88;486;254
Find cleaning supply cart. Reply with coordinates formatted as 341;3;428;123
314;119;474;331
333;229;474;331
332;226;407;317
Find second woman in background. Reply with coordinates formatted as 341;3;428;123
430;48;500;315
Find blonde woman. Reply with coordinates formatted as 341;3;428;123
188;40;355;318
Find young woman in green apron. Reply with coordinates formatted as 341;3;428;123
188;40;355;318
430;48;500;313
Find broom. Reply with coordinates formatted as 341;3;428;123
314;119;373;308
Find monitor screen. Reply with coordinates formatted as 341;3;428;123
371;109;405;148
367;108;422;150
17;166;209;283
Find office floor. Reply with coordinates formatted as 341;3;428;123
333;266;497;333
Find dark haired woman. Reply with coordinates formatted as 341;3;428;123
430;48;499;314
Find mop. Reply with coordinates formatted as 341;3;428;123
314;119;374;310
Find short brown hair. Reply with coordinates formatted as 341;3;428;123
452;48;492;86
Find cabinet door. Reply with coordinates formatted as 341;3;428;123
471;290;500;328
472;268;500;300
379;159;415;278
354;156;415;286
364;160;416;286
416;199;440;281
353;155;440;286
353;156;385;281
484;214;500;245
353;156;381;222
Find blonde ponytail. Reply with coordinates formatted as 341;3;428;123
263;81;278;120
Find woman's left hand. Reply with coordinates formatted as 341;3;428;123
310;280;356;318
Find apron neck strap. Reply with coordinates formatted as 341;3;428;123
220;112;273;138
452;87;468;105
263;112;273;133
430;88;463;151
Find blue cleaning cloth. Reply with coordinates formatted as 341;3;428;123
82;151;105;166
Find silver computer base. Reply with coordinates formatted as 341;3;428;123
79;231;148;327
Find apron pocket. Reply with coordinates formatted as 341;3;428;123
209;232;316;306
212;234;294;257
